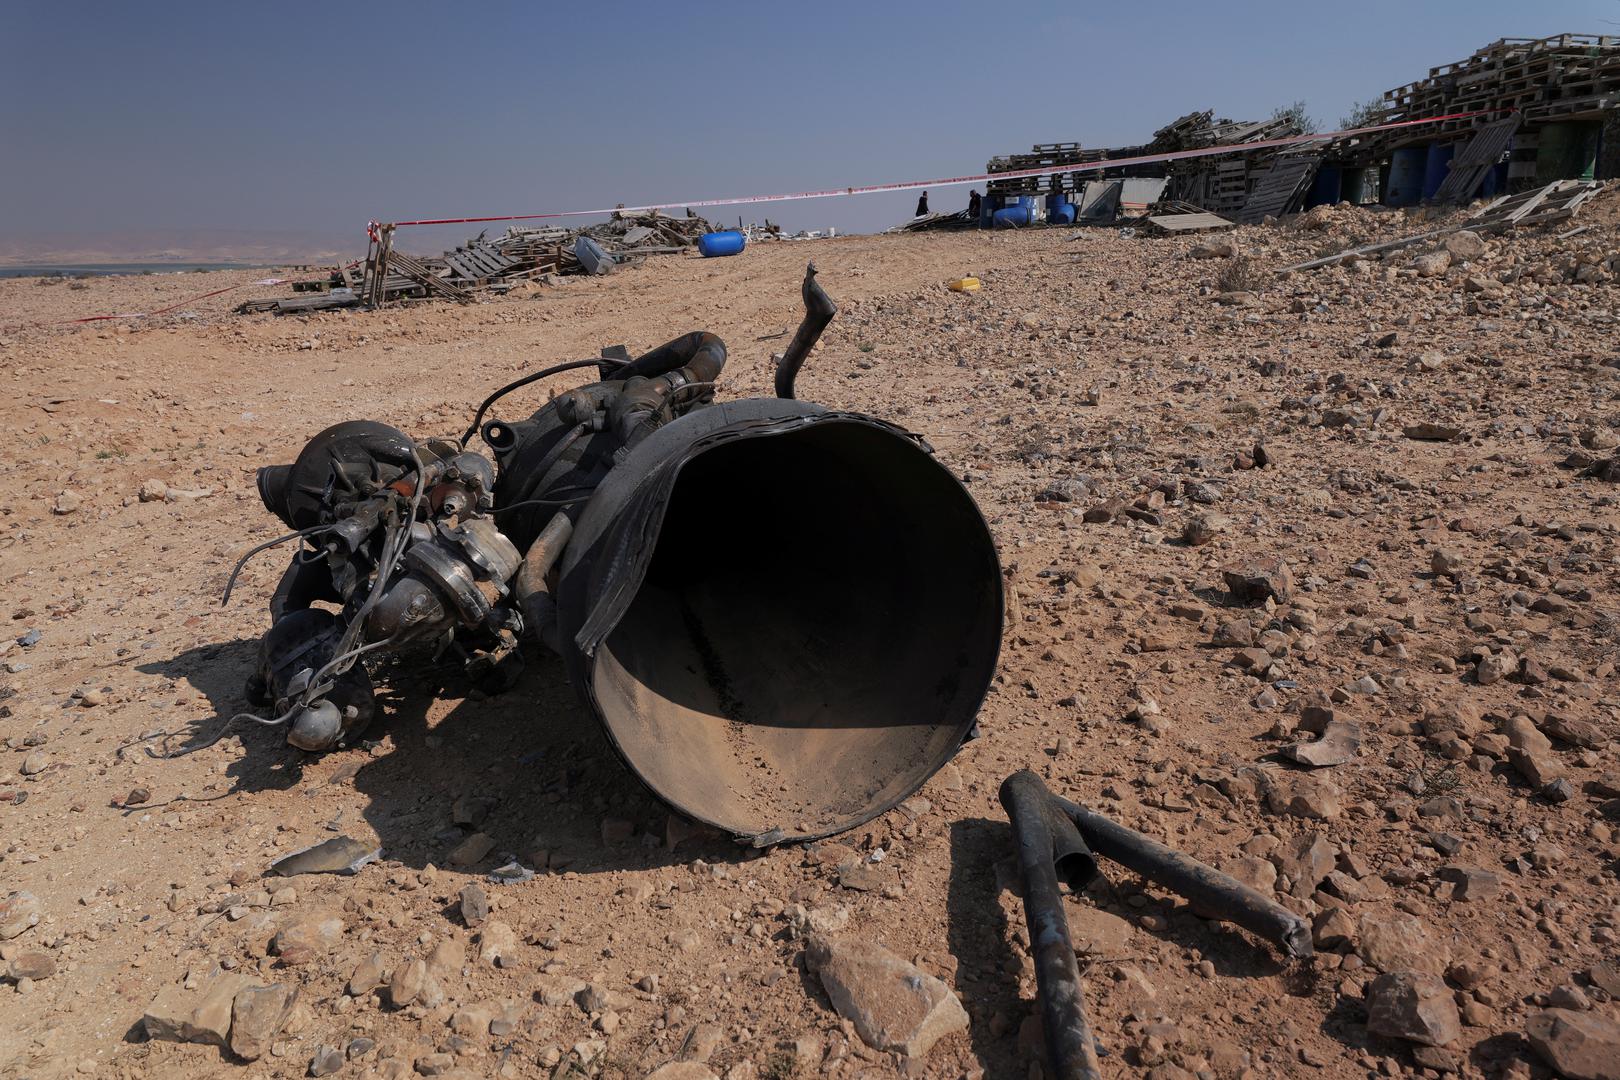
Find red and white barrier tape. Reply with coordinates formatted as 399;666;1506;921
25;108;1500;330
379;109;1501;229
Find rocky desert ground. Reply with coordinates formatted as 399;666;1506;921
2;194;1619;1080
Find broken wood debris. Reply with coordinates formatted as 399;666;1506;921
1275;178;1607;273
239;210;719;315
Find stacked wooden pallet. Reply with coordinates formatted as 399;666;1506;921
1382;34;1620;134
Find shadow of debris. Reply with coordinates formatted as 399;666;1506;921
342;646;745;877
139;636;745;877
946;817;1024;1079
134;639;307;798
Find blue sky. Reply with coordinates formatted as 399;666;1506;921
2;0;1615;254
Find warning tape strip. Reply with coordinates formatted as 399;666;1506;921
27;108;1500;330
381;109;1502;229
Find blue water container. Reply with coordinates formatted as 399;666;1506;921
1386;147;1426;206
991;206;1031;228
1045;196;1076;224
1306;167;1341;208
1482;161;1509;198
697;230;746;258
1421;142;1452;200
978;194;999;229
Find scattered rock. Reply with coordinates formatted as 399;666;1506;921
459;883;489;928
1223;557;1294;605
1524;1009;1620;1080
1366;971;1462;1046
230;982;296;1061
0;892;42;940
1443;231;1487;260
7;950;56;981
142;973;250;1047
270;909;345;964
1281;720;1362;768
804;934;968;1058
1359;912;1448;975
478;920;519;967
447;832;496;867
1404;422;1463;442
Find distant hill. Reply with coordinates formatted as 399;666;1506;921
0;227;357;267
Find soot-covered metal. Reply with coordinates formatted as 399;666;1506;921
240;265;1003;844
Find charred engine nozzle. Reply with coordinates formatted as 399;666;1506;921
554;408;1003;844
236;265;1003;839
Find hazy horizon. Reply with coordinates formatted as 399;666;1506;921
4;0;1615;264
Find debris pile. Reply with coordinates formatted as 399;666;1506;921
240;210;717;315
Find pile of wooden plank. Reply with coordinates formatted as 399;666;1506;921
240;210;716;314
1275;179;1606;273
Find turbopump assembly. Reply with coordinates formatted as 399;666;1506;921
240;265;1003;844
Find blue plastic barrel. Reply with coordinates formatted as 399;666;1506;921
697;231;746;258
979;195;999;229
991;206;1031;228
1045;196;1076;224
1306;167;1341;208
1421;142;1452;200
1386;147;1426;206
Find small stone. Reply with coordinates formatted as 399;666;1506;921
52;491;81;515
478;920;519;967
459;883;489;928
138;479;168;503
1404;422;1463;442
231;983;297;1061
271;909;345;964
447;832;495;867
1223;557;1294;605
143;973;249;1047
1366;971;1462;1046
1437;865;1500;901
348;953;386;997
309;1044;345;1077
1359;912;1448;975
389;959;426;1007
1524;1009;1620;1080
1443;231;1486;260
645;1065;720;1080
7;950;56;980
1313;908;1357;950
1263;773;1341;819
804;934;968;1058
534;972;586;1007
1281;720;1362;768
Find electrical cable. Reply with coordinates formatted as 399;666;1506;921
219;524;335;607
462;356;627;447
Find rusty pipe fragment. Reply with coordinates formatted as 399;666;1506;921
1050;793;1314;960
1000;770;1103;1080
514;512;573;653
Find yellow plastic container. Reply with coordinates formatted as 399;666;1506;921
947;277;981;293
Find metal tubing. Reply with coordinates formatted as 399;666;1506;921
515;513;574;653
1051;794;1314;959
774;263;837;400
1000;771;1103;1080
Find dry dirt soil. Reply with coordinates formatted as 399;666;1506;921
2;197;1619;1080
